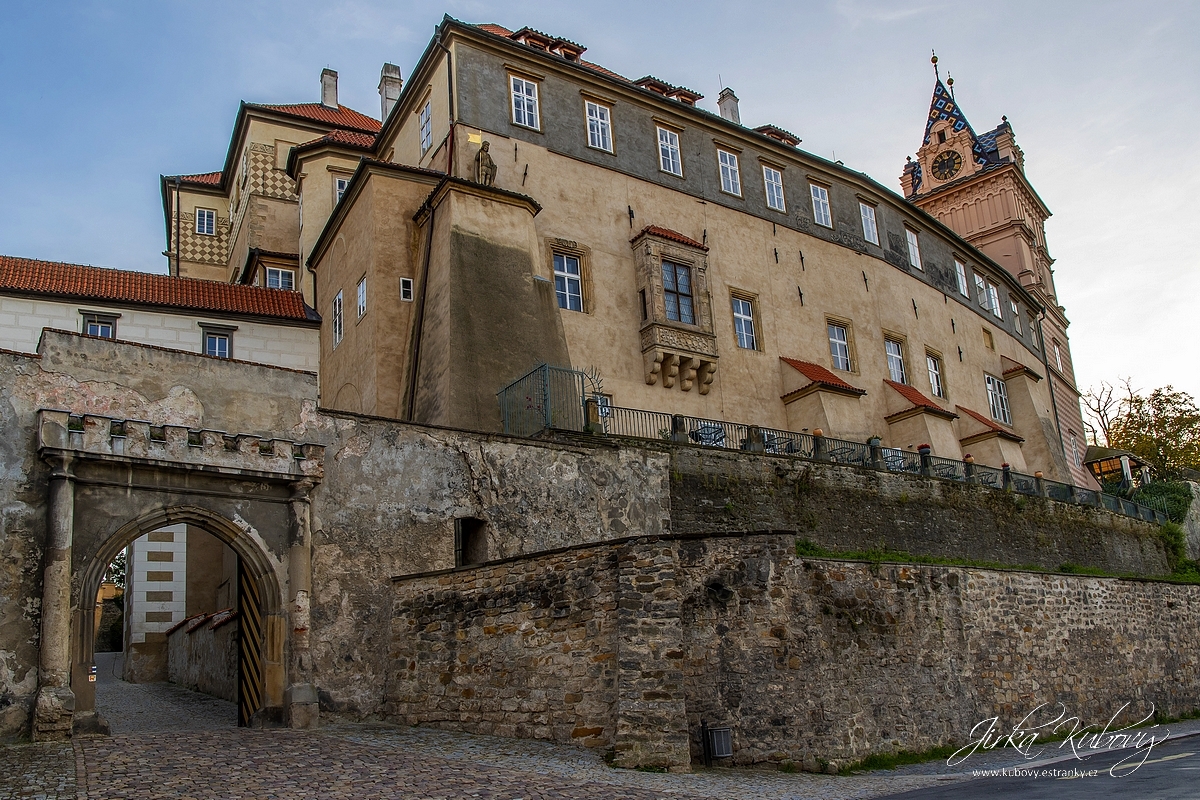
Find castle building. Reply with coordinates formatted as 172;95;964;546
159;16;1093;487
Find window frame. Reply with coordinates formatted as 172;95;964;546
1053;341;1064;372
198;323;236;360
584;99;613;153
985;373;1012;425
974;273;988;308
195;208;216;236
81;311;119;339
859;201;879;245
717;148;742;197
926;351;945;398
661;260;695;325
553;252;584;312
400;277;414;302
357;276;367;319
657;126;683;177
826;319;853;372
334;175;351;205
418;99;433;154
810;183;832;228
1010;300;1021;334
332;290;344;347
509;74;540;131
763;165;786;212
986;282;1003;319
885;337;908;384
730;293;757;351
266;267;295;291
954;260;969;297
905;228;923;270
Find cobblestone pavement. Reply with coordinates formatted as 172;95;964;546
37;668;1200;799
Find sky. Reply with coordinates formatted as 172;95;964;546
1;0;1197;404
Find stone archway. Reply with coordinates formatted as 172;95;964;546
32;409;323;740
72;506;285;730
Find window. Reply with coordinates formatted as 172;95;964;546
731;296;756;350
639;289;648;321
860;202;879;245
357;277;367;318
718;149;741;196
400;277;414;302
585;101;612;152
510;76;539;129
763;166;785;212
985;374;1011;425
657;127;682;176
1029;317;1039;349
419;100;432;154
885;339;907;384
553;253;583;312
454;517;488;567
332;291;343;347
955;260;969;297
1010;301;1021;334
905;229;922;270
204;331;230;359
987;283;1002;318
982;328;995;350
1053;341;1064;372
82;312;117;339
1070;432;1082;468
927;352;945;398
594;394;613;418
828;322;851;371
661;261;694;324
195;208;215;236
335;176;351;204
810;184;832;228
974;274;988;308
266;268;295;290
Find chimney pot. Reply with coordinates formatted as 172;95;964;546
717;87;740;124
378;63;403;121
321;68;339;109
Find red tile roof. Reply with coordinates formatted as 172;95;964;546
956;405;1024;442
633;225;707;250
309;129;377;148
780;358;866;395
0;256;317;323
250;103;380;133
476;22;514;36
472;23;630;83
178;171;222;186
884;380;955;416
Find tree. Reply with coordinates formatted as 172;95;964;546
103;550;126;590
1086;382;1200;480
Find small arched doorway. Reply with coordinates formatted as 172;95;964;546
73;506;285;729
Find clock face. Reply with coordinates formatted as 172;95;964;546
931;149;963;181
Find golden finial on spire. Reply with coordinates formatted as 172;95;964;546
931;50;940;81
947;73;955;99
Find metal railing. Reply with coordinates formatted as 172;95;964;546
497;364;586;437
496;373;1168;526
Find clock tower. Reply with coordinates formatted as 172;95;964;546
901;62;1095;488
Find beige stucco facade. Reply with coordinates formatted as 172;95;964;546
301;21;1076;482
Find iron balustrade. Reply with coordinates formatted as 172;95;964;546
497;374;1169;525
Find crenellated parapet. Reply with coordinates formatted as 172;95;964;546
36;409;324;481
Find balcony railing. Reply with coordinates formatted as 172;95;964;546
495;371;1169;526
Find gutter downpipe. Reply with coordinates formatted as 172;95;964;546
173;177;182;276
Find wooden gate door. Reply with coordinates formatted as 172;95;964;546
237;560;265;727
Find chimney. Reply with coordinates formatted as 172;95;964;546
321;68;339;109
717;87;740;124
378;63;403;121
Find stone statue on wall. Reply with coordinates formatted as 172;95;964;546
474;141;496;186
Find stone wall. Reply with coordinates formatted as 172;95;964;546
383;532;1200;771
676;533;1200;768
665;443;1168;575
167;613;238;702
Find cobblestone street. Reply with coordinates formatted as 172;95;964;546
1;657;965;799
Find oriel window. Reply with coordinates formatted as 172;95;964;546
662;261;694;324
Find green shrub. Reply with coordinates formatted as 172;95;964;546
1134;482;1195;523
795;539;833;557
1160;521;1187;571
